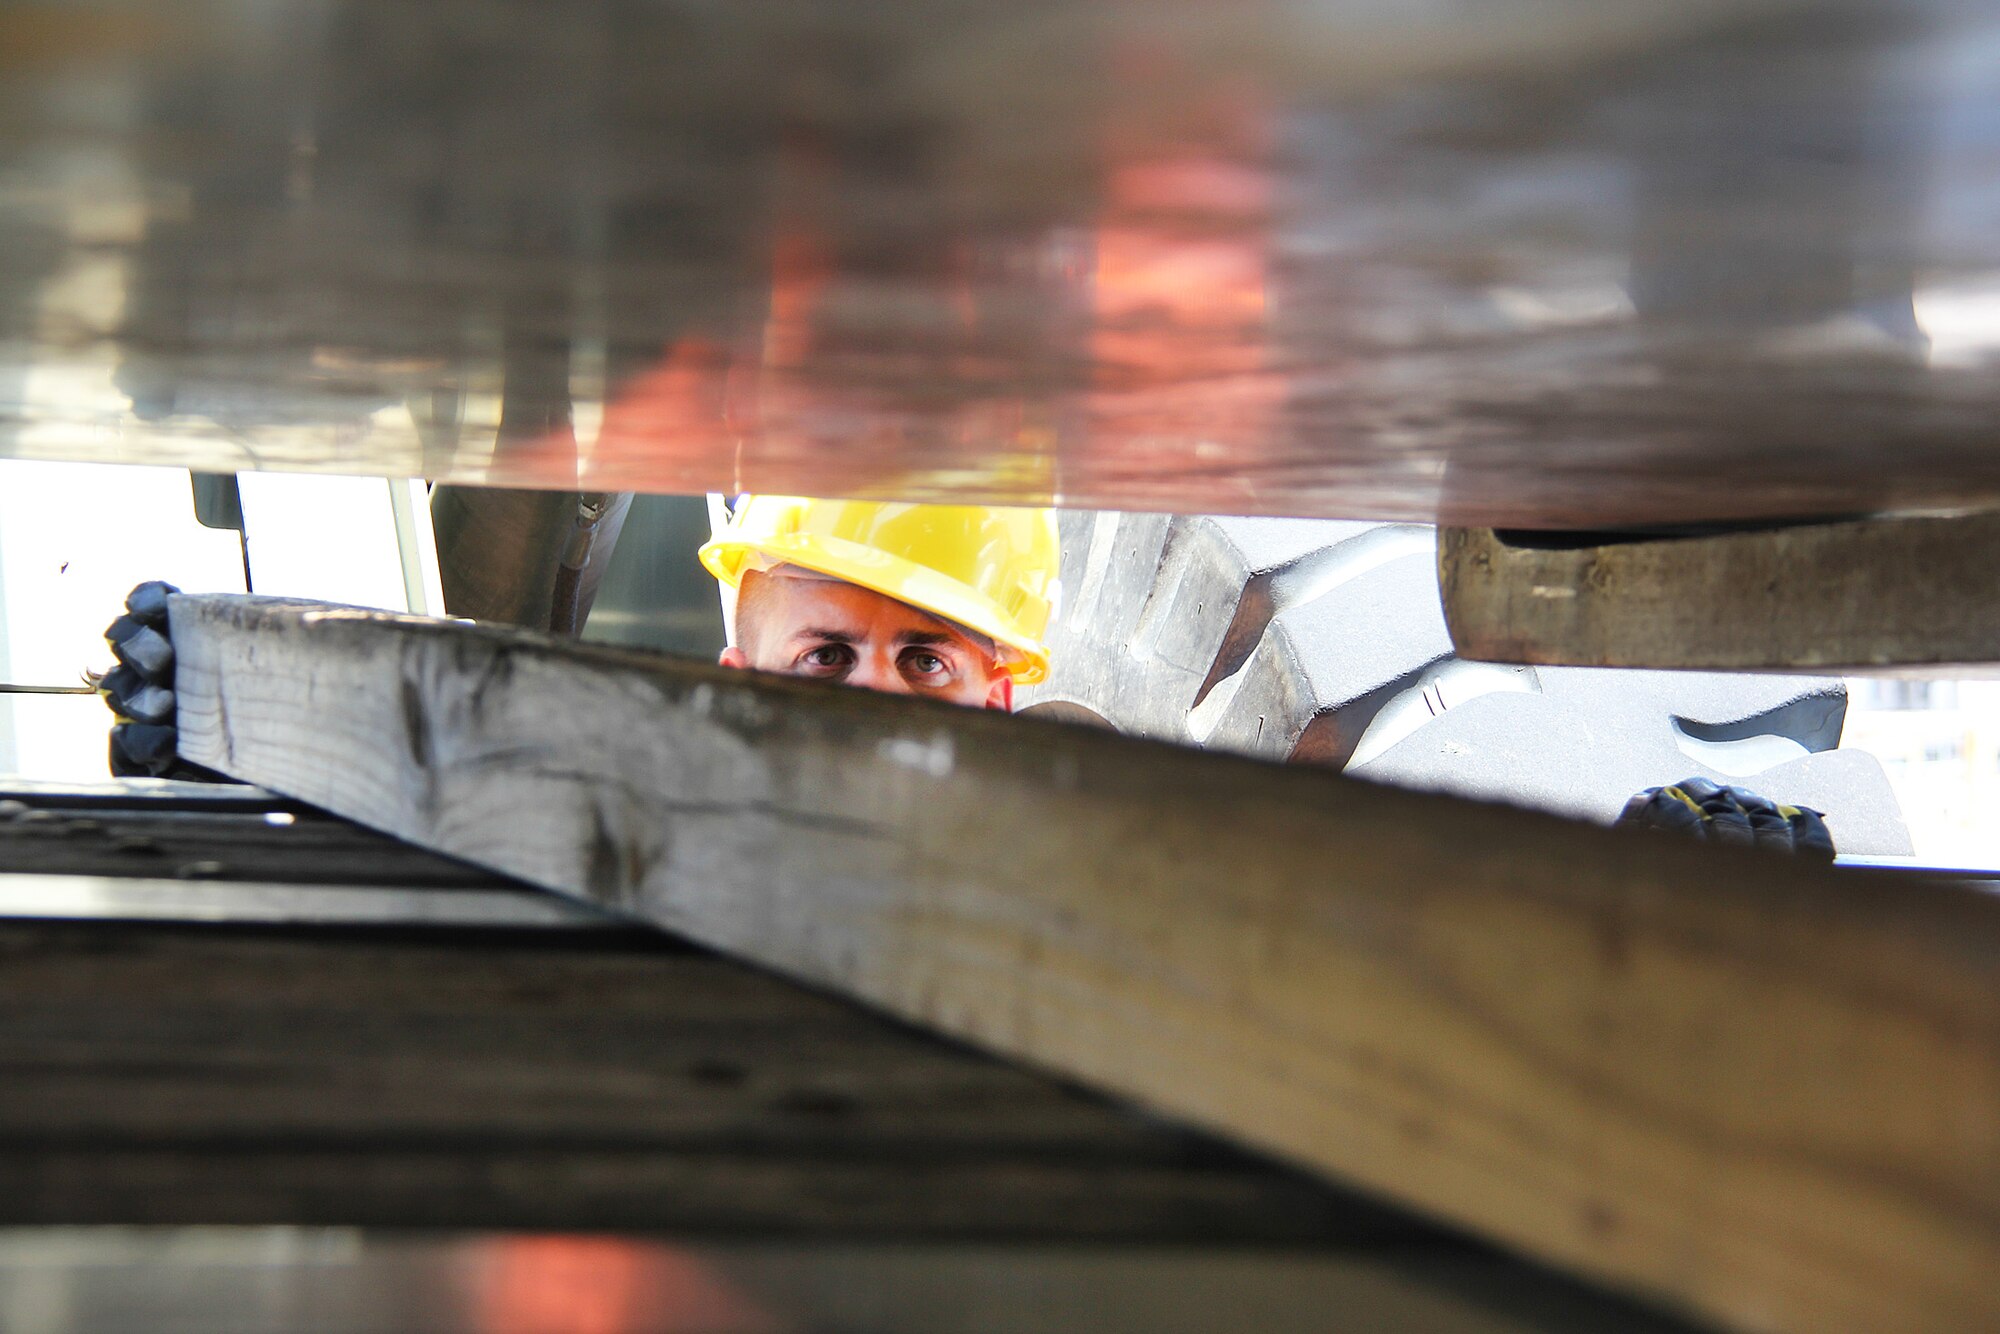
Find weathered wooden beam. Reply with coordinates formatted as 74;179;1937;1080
169;593;2000;1334
1438;515;2000;669
0;917;1385;1245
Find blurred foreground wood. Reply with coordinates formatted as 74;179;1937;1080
169;594;2000;1333
0;784;1695;1333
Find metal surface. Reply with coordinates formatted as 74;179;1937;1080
0;870;614;928
0;1228;1696;1334
0;776;289;809
1019;510;1912;852
1;2;1997;524
1837;853;2000;882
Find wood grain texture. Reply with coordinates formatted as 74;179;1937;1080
0;803;519;888
0;786;621;926
169;594;2000;1334
0;918;1396;1244
1439;517;2000;669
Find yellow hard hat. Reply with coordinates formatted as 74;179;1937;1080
698;497;1061;684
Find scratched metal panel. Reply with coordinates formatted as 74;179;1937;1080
0;0;1997;524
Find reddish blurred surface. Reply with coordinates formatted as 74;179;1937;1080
3;0;1997;524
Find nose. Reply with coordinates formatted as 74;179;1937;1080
846;653;914;695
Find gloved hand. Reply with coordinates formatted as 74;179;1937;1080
1616;776;1835;860
100;581;196;778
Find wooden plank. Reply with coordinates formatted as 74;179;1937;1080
169;593;2000;1334
0;791;621;927
0;918;1409;1246
1438;516;2000;669
0;797;538;890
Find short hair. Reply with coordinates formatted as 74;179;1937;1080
733;568;778;656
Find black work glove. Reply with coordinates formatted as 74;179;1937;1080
100;581;195;778
1616;776;1835;860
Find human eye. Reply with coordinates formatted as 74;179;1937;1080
796;643;854;677
899;647;953;684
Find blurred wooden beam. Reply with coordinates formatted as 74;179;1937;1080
0;916;1387;1245
169;593;2000;1334
1439;513;2000;669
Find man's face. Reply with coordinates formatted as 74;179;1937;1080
719;573;1013;710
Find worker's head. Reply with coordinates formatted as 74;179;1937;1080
720;567;1015;707
699;497;1060;711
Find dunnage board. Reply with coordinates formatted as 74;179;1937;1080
0;793;1701;1333
164;593;2000;1334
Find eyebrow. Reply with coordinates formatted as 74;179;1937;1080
786;627;966;652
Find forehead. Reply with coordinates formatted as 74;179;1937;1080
757;577;977;648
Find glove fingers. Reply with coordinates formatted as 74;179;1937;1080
110;624;174;678
109;722;179;778
102;583;192;780
1784;806;1835;861
1617;787;1707;837
1616;778;1838;858
124;581;178;626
